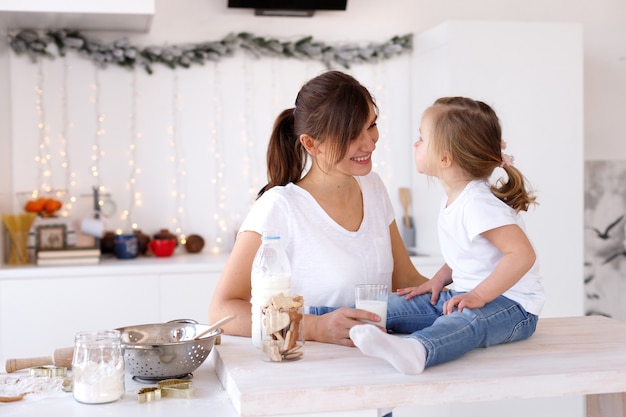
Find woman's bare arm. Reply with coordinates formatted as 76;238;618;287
208;231;261;336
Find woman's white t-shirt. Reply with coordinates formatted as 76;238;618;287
439;179;545;316
239;172;395;311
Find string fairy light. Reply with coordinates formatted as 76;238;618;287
90;67;104;188
34;59;53;194
241;54;255;197
25;57;72;215
168;70;187;243
122;68;142;232
208;62;228;254
89;66;109;217
372;63;392;184
58;56;74;217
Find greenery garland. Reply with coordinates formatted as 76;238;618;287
8;29;412;74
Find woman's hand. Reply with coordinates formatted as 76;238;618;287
306;307;382;347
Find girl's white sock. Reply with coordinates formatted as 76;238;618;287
349;324;426;375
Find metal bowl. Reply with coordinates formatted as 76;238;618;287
116;320;222;381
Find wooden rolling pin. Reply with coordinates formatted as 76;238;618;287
5;347;74;373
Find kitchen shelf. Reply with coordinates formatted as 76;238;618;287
0;251;229;279
0;251;442;280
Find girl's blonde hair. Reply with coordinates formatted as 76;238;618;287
428;96;536;212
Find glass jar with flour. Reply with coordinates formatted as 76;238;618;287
72;330;125;404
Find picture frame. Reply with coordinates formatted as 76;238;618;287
36;224;67;250
584;160;626;322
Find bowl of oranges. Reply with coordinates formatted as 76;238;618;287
18;190;66;217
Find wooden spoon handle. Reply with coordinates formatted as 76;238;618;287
194;314;236;340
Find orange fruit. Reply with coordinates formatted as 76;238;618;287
24;197;46;213
24;200;39;212
44;198;62;213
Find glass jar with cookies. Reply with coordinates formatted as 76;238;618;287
261;293;304;362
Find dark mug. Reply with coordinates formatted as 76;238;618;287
114;233;138;259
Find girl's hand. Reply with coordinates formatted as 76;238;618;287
397;283;431;299
443;291;486;314
397;277;447;305
307;307;381;347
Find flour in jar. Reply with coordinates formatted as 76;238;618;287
72;360;125;404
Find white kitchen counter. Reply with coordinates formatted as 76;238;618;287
1;359;239;417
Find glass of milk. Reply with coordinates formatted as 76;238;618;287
355;284;388;328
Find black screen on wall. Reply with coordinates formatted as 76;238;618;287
227;0;347;10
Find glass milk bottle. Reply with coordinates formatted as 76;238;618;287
72;330;125;404
251;231;291;348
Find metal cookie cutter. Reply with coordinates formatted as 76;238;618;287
28;366;67;378
62;377;73;393
138;387;162;403
157;379;194;399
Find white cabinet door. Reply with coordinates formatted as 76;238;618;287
0;274;159;368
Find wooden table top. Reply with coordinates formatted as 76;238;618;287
212;315;626;417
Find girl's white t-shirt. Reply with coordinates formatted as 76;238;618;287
439;179;545;316
240;172;395;311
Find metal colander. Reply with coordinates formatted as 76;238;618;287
116;320;222;381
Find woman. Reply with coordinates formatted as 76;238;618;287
208;70;428;346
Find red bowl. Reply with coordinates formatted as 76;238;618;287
148;239;176;257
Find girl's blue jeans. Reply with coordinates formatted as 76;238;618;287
309;290;538;369
386;291;538;368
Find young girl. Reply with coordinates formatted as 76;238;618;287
350;96;545;374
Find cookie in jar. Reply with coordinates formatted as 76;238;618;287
261;293;304;362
